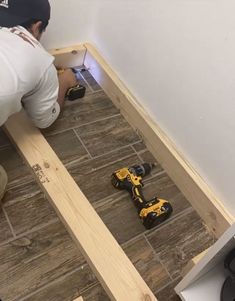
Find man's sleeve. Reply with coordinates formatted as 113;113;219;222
22;65;60;129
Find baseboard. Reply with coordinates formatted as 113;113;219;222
83;43;234;238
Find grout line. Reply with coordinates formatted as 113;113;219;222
73;113;121;129
120;207;194;250
66;149;136;173
146;207;194;239
44;113;121;136
131;144;162;177
3;189;42;209
154;276;182;295
131;145;145;163
73;129;93;159
0;218;59;247
18;264;92;301
143;234;173;280
0;143;10;150
2;206;17;238
65;140;143;169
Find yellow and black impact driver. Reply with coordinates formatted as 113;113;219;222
111;163;173;229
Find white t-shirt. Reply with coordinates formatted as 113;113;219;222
0;26;60;128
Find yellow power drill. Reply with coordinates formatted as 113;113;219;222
111;163;173;229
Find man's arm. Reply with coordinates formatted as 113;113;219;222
57;69;78;108
22;65;77;129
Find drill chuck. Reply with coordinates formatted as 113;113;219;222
129;163;154;177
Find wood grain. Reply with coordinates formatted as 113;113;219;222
43;91;119;135
4;192;57;235
146;210;214;279
75;115;140;157
46;130;90;165
24;265;96;301
82;283;110;301
5;111;158;301
0;206;13;244
156;279;181;301
124;236;170;293
3;180;41;207
0;221;85;301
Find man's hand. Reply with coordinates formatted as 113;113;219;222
58;69;77;88
57;69;78;108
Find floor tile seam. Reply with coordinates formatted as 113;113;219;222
154;276;182;295
79;72;96;93
2;205;17;238
18;265;91;301
145;207;195;240
84;153;166;177
7;177;36;191
131;144;165;177
0;218;59;247
79;282;101;297
67;152;138;177
87;140;143;160
131;144;145;163
143;234;173;280
73;113;122;130
3;190;43;209
0;143;10;150
64;141;142;168
119;208;193;250
45;113;121;136
73;129;93;159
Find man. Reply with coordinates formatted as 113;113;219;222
0;0;78;202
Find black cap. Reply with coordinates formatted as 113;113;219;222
0;0;51;27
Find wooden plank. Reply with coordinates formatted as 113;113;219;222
4;111;157;301
84;42;234;238
49;44;86;69
74;297;84;301
175;223;235;296
181;249;209;277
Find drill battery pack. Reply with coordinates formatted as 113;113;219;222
66;84;86;101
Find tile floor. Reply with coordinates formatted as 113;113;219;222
0;70;215;301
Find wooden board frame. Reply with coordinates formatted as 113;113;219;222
82;43;234;239
49;44;86;69
5;112;157;301
182;249;209;277
175;224;235;299
5;42;234;300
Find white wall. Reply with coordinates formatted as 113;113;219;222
44;0;235;215
41;0;96;49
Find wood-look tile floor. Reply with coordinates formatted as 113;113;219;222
0;70;215;301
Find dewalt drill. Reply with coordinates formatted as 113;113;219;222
111;163;173;229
